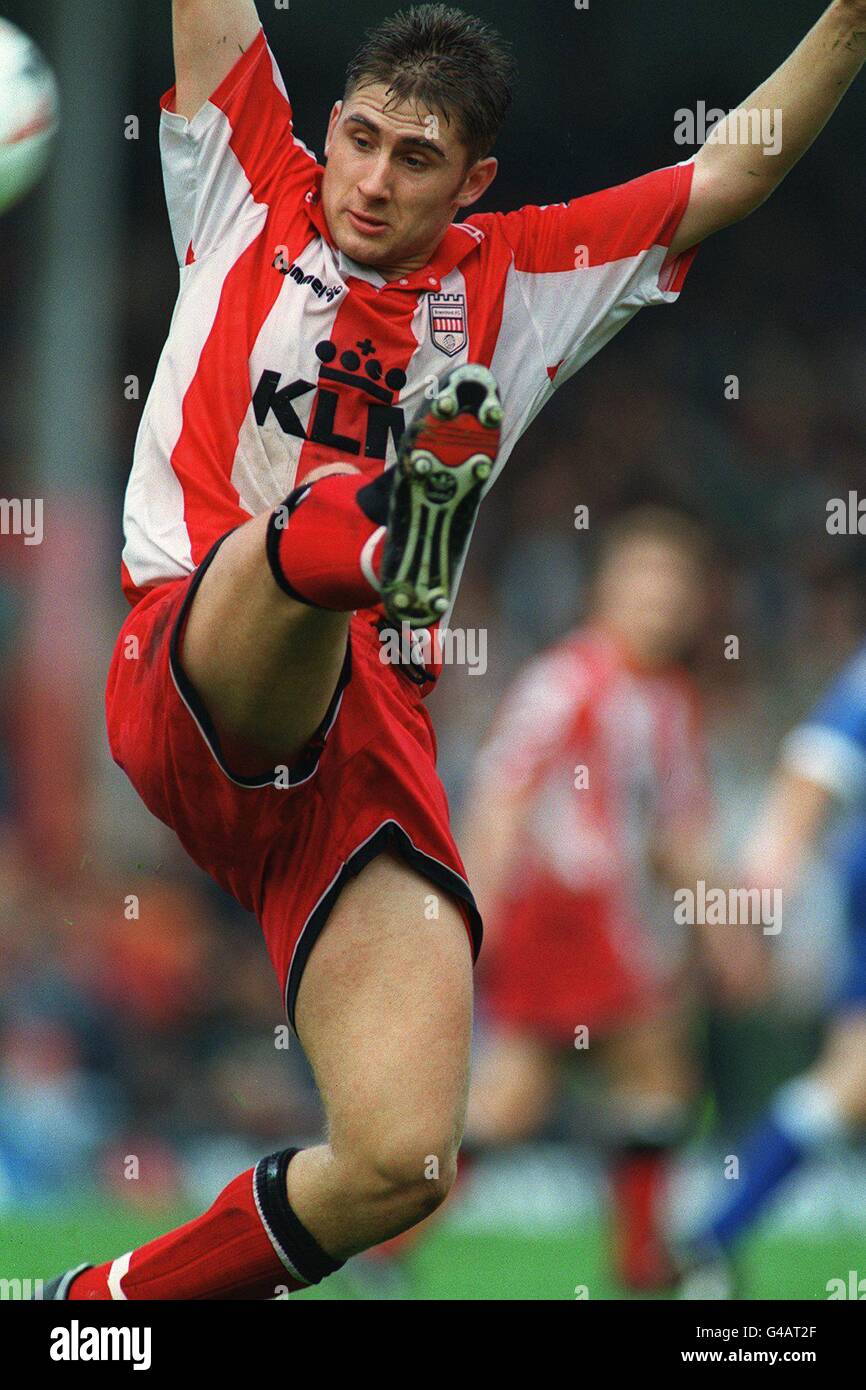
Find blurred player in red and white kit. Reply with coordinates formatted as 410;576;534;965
459;510;764;1291
37;0;866;1300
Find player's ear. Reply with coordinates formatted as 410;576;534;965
324;100;343;157
454;156;498;210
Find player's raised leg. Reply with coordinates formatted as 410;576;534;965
179;365;501;771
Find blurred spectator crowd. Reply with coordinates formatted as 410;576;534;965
2;0;866;1211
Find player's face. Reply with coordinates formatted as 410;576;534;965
322;84;497;276
596;537;706;667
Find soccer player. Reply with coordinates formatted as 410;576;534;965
39;0;866;1299
680;640;866;1299
454;509;749;1293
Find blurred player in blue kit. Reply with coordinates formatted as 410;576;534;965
682;639;866;1297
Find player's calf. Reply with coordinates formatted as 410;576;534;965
43;1148;345;1301
37;1134;460;1301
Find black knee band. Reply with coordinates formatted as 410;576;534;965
265;485;325;608
254;1148;344;1285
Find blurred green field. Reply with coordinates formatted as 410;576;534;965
0;1203;855;1300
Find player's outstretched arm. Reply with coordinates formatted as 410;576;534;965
740;768;834;896
671;0;866;253
172;0;262;122
654;828;774;1007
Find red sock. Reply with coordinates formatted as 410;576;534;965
69;1150;342;1300
609;1147;676;1291
267;471;388;611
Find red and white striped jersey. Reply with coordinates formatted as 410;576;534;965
122;28;699;605
472;627;711;916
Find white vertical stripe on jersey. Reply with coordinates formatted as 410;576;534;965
159;96;274;266
229;240;348;508
122;211;268;592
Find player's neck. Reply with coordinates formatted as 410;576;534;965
593;619;656;674
375;254;436;283
355;234;449;283
379;267;418;282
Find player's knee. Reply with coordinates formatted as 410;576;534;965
364;1132;459;1219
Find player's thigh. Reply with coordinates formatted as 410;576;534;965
600;1007;695;1103
811;1008;866;1124
294;852;474;1169
180;510;350;763
468;1030;559;1143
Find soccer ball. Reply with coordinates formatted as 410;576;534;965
0;19;58;215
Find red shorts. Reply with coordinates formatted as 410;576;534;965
482;870;668;1044
105;540;481;1030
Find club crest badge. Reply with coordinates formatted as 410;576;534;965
429;292;467;357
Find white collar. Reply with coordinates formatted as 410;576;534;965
335;247;387;289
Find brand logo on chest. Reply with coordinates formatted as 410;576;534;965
273;251;344;303
252;337;408;462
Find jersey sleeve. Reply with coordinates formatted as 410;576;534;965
783;647;866;804
473;648;587;794
158;28;319;265
491;160;698;385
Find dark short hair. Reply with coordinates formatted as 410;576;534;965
344;4;516;164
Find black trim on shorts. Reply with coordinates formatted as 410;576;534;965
168;530;352;790
284;819;483;1032
373;616;439;689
